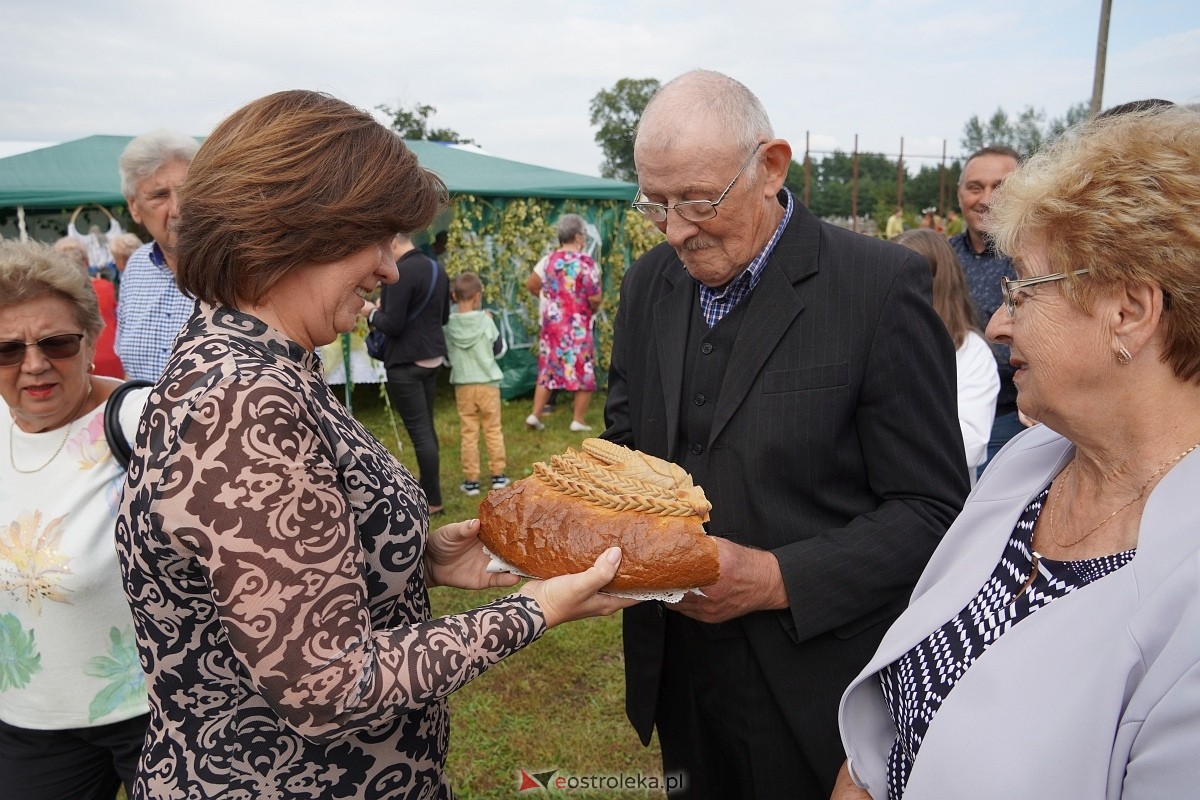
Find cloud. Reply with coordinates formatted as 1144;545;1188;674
0;1;1196;176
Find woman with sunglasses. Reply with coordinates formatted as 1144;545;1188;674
835;106;1200;798
0;240;150;799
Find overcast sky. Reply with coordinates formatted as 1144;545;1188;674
1;0;1197;175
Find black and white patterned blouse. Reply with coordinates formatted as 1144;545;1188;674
115;304;547;800
878;485;1135;799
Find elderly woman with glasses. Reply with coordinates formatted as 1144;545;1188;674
834;106;1200;799
0;240;150;799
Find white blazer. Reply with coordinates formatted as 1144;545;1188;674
839;422;1200;799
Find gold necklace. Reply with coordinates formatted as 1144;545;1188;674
1019;440;1200;599
7;382;93;474
1052;441;1200;548
9;417;74;473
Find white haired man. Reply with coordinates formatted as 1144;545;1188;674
606;69;968;798
115;130;199;381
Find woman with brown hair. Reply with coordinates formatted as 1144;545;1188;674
895;228;999;480
115;90;632;800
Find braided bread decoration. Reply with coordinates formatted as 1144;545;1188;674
531;440;712;521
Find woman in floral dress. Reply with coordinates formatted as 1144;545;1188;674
525;214;602;432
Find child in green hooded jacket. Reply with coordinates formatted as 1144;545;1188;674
444;272;508;496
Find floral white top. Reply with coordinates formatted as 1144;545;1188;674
0;392;149;730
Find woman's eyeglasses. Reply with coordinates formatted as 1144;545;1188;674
0;333;85;366
1000;269;1090;315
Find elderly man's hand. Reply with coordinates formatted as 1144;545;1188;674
672;537;788;624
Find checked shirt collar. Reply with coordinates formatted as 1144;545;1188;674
695;188;793;327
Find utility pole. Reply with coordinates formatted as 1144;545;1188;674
804;131;811;207
938;140;947;221
851;134;859;232
1090;0;1113;116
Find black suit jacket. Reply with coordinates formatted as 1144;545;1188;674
605;200;970;745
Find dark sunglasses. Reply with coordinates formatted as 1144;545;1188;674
0;333;85;367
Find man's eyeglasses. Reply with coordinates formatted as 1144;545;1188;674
632;141;766;223
0;333;85;367
1000;269;1089;315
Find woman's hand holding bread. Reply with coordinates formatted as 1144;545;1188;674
519;547;638;628
425;518;520;590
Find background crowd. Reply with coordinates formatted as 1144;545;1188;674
1;73;1197;800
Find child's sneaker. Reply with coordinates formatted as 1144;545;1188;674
525;414;545;431
490;475;510;490
460;480;481;496
569;420;593;432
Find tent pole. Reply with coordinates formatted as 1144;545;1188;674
341;332;353;413
17;206;27;242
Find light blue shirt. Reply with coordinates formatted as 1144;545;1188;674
115;242;194;381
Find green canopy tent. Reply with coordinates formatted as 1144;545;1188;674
403;140;635;200
0;135;644;402
0;135;635;210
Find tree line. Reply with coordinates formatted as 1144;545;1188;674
377;80;1086;228
588;78;1087;226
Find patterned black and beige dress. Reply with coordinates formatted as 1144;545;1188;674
115;304;546;800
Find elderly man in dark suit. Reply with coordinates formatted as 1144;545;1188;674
604;69;969;799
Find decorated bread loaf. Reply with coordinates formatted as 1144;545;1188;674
478;439;720;591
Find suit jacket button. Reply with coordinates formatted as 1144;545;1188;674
701;343;713;354
691;444;703;455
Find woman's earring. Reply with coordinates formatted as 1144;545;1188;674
1116;345;1132;365
88;362;96;372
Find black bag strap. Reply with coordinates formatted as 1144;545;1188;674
409;257;440;319
371;257;439;336
104;379;152;469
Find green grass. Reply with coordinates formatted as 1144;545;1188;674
347;378;666;799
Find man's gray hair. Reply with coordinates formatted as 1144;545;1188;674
636;70;774;154
119;129;200;198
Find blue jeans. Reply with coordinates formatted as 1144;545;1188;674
982;410;1024;472
385;363;443;508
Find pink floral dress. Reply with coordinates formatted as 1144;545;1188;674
537;250;600;392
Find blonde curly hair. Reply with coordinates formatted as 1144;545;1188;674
989;106;1200;382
